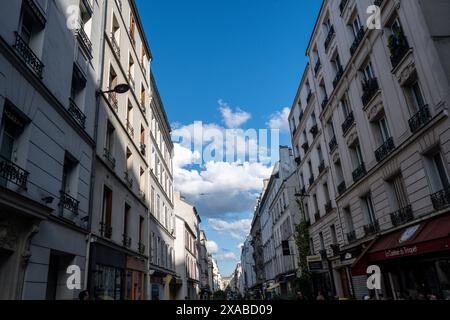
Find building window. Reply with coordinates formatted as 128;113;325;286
425;150;450;193
123;204;131;247
362;194;377;225
101;186;113;238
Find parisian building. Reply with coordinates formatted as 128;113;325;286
0;0;100;300
288;0;450;300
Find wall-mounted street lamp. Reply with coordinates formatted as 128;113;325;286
96;83;130;96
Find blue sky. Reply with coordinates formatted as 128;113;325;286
137;0;322;276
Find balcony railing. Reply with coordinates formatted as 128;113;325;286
339;0;349;14
110;33;120;59
68;98;86;128
337;181;347;195
408;105;431;133
310;124;319;138
318;161;326;174
333;66;344;89
59;191;79;217
388;30;410;69
138;243;146;255
375;137;395;162
0;156;29;189
126;120;134;137
103;148;116;168
324;25;335;51
350;27;365;56
390;205;414;227
346;230;357;243
124;171;133;189
100;222;112;239
352;163;366;183
364;221;380;236
431;187;450;210
341;112;355;136
314;212;321;223
108;92;119;113
361;77;380;106
329;136;338;153
314;58;321;75
123;234;132;248
13;32;44;78
75;22;93;58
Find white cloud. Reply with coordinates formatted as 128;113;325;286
208;218;252;240
215;252;239;261
267;107;291;133
206;240;219;254
237;243;244;250
219;100;251;128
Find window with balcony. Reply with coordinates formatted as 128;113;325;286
362;194;379;236
388;17;409;69
129;13;136;47
15;1;45;77
104;121;116;168
361;61;379;106
308;161;314;185
351;143;366;183
335;161;346;195
138;216;145;254
126;101;134;137
341;95;354;136
425;150;450;210
108;67;119;112
76;0;93;59
123;204;131;248
387;174;413;227
101;186;113;238
140;85;146;112
332;53;344;89
0;104;29;189
128;54;135;90
349;14;365;56
343;207;356;243
59;153;79;218
111;14;121;59
323;182;332;213
374;116;395;162
139;167;145;199
125;148;133;188
404;79;431;133
69;64;87;128
319;81;328;111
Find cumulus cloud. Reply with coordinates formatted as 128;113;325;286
215;252;239;261
267;107;291;133
208;218;252;240
206;240;219;254
219;100;251;128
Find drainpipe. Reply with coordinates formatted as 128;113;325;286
84;0;108;291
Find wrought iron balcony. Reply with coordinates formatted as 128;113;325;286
324;25;335;51
302;141;309;152
339;0;349;14
375;137;395;162
110;33;120;59
108;92;119;113
310;124;319;138
346;230;357;243
408;105;431;133
333;66;344;89
124;171;133;189
314;212;321;223
361;77;379;106
314;58;321;75
330;244;341;256
321;96;329;111
337;181;347;196
329;136;338;153
126;120;134;137
350;27;365;56
364;221;380;236
138;243;146;255
59;191;79;216
341;111;355;136
103;148;116;168
431;187;450;210
13;32;44;78
318;161;326;174
325;201;333;213
24;0;47;27
0;156;29;189
100;222;112;239
388;30;410;69
75;22;93;58
390;205;414;227
68;98;86;128
123;234;132;248
352;163;366;183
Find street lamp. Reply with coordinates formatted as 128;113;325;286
96;83;130;96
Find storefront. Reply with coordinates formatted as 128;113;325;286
307;255;335;299
88;242;126;300
352;212;450;300
125;256;146;300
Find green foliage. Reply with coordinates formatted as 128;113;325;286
294;219;313;299
212;290;227;300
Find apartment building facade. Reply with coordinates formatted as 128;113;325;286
174;192;201;300
198;230;211;299
240;235;256;297
0;0;101;300
289;0;450;300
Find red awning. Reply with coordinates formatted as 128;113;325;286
352;213;450;276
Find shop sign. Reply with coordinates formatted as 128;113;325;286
385;245;418;258
307;255;323;271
